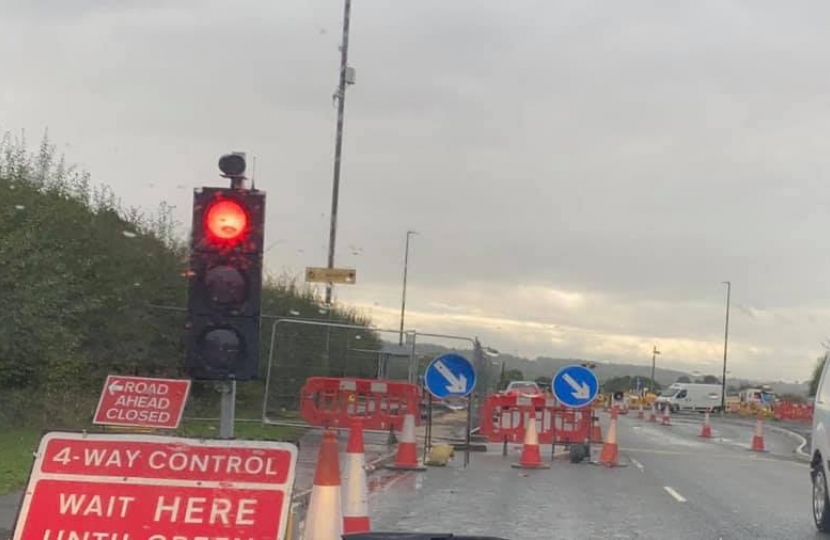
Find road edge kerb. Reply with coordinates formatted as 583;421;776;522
764;424;809;458
645;413;811;460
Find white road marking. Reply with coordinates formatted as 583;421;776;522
630;457;644;471
664;486;687;502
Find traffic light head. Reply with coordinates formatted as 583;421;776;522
186;185;266;381
205;199;248;242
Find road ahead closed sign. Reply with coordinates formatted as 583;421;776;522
13;432;298;540
94;375;191;429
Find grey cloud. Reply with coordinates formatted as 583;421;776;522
3;0;830;381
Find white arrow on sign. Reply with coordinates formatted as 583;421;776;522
563;373;591;400
433;360;468;394
108;380;125;395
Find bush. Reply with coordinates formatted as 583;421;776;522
0;131;377;428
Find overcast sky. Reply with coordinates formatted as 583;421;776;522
4;0;830;381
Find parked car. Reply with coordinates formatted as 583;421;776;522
502;381;543;398
811;355;830;532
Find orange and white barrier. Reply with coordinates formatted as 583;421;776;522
648;406;657;423
303;430;343;540
512;412;550;469
751;414;766;452
773;401;813;422
637;403;645;420
599;408;620;467
343;418;371;534
387;413;426;471
300;377;421;431
479;393;594;444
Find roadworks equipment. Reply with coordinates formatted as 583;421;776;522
343;418;371;535
303;430;343;540
511;414;550;469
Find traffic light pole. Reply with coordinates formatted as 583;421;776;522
219;381;236;439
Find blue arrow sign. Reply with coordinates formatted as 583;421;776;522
424;353;476;399
552;365;599;408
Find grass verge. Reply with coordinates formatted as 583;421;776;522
0;429;41;496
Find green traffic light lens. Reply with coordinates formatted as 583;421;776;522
199;328;243;372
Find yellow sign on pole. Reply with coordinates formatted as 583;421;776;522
305;267;357;284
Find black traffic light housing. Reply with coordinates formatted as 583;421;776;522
185;180;266;381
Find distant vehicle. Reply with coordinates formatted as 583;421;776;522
654;383;722;413
811;355;830;531
740;387;777;408
502;381;543;398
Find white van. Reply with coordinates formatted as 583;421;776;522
810;356;830;531
654;383;723;413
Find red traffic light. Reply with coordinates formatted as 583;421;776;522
205;199;248;241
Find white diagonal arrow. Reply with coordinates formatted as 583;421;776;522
563;373;591;400
108;380;125;395
433;360;468;394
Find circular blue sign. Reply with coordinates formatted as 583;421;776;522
424;353;477;398
552;365;599;408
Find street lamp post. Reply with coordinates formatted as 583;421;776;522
650;345;660;391
398;230;417;345
721;281;731;413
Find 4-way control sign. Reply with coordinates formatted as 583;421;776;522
94;375;191;429
12;432;298;540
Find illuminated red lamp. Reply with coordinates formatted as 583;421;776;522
205;199;248;242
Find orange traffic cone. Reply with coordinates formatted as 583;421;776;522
512;413;550;469
751;414;766;452
590;414;604;443
386;413;426;471
637;403;645;420
699;409;712;439
343;418;371;534
661;406;672;426
302;430;342;540
648;406;657;423
598;408;620;467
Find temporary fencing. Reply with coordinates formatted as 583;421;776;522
263;319;419;427
478;393;594;445
262;319;495;437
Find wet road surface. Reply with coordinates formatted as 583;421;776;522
368;413;818;539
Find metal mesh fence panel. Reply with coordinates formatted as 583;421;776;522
262;319;414;423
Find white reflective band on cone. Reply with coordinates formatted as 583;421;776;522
303;485;342;540
343;453;368;516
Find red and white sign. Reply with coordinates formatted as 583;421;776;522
93;375;191;429
13;432;298;540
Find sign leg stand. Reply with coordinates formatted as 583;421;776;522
219;380;236;439
465;395;472;468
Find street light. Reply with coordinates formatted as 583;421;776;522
650;345;661;391
721;281;731;413
398;230;418;345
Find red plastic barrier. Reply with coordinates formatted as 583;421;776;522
299;377;421;431
773;401;813;422
479;393;594;444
